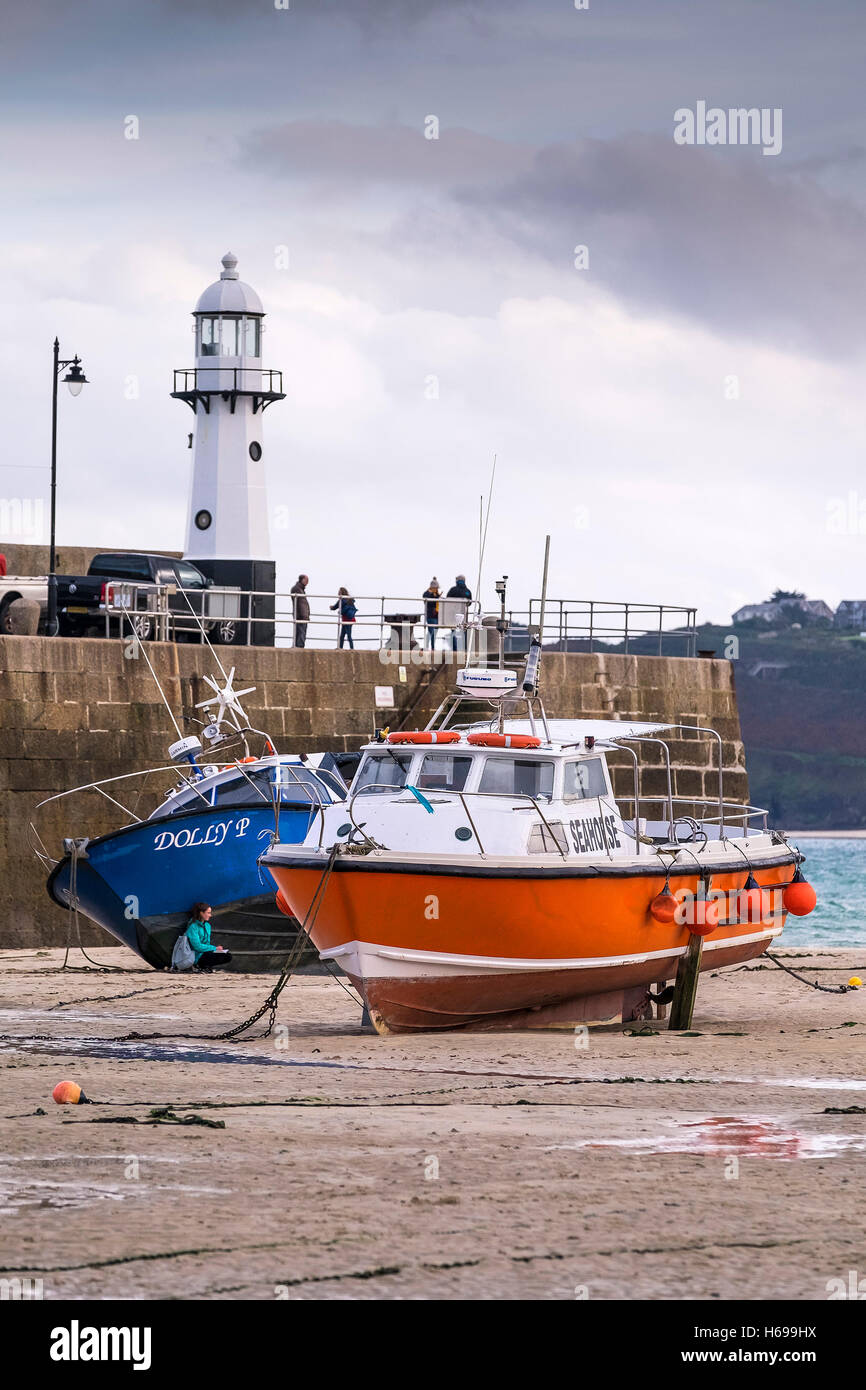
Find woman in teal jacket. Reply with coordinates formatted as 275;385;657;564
186;903;232;971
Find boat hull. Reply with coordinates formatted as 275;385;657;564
265;853;797;1032
47;802;318;970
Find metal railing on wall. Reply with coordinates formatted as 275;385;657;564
99;586;697;656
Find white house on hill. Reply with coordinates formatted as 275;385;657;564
732;598;835;625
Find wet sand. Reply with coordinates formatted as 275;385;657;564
2;946;865;1301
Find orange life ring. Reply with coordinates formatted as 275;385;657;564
466;732;541;749
387;730;461;745
239;756;258;764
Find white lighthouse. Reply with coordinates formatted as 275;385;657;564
172;252;284;566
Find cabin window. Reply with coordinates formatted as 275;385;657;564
478;756;554;800
416;753;473;792
354;754;411;794
528;821;568;854
563;757;607;801
212;768;273;806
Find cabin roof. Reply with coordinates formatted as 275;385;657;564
465;717;674;746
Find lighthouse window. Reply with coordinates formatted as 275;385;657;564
244;318;261;357
220;317;240;356
200;317;219;356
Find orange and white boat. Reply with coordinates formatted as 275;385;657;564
261;654;815;1034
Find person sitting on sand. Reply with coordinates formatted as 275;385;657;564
186;903;231;972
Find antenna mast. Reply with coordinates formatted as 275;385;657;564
522;534;550;698
466;453;497;667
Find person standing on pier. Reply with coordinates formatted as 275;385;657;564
186;904;232;971
423;578;441;648
291;574;310;648
330;587;357;648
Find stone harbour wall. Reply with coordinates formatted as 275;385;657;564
0;636;747;947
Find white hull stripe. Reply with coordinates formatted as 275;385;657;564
319;927;782;974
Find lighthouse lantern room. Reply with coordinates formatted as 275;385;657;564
171;253;284;642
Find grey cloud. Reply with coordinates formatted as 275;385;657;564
240;116;866;357
243;119;534;187
461;133;866;357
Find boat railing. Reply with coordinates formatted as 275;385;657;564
28;756;334;871
616;795;769;840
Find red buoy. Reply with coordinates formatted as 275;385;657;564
53;1080;86;1105
684;897;720;937
783;869;817;917
649;886;679;924
275;889;292;917
736;873;769;925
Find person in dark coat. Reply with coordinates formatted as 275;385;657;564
330;587;357;649
291;574;310;648
446;574;472;651
422;578;441;649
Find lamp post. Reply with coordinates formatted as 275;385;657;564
47;338;88;635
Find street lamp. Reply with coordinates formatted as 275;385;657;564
47;339;88;635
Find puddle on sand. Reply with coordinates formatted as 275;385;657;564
0;1176;231;1213
546;1116;866;1161
0;1179;129;1212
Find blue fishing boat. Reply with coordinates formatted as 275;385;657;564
45;753;350;969
37;667;355;970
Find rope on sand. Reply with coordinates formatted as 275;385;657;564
763;950;853;994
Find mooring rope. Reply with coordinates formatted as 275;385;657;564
763;950;854;994
60;843;132;973
109;845;344;1043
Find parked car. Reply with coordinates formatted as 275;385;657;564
0;576;49;633
57;553;241;642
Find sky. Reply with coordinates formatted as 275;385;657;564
2;0;865;627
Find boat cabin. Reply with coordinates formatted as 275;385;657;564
151;755;346;820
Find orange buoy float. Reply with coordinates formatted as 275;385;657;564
683;896;720;937
649;885;679;924
783;868;817;917
736;872;769;925
52;1080;88;1105
387;731;461;745
275;889;292;917
466;732;541;749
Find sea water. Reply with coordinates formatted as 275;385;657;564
784;836;866;948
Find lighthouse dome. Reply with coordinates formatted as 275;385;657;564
194;252;264;316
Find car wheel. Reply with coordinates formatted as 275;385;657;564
0;601;15;635
217;619;237;644
131;613;153;641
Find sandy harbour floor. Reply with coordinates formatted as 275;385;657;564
1;946;865;1302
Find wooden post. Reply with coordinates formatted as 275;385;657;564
668;933;703;1030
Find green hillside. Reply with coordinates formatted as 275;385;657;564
697;623;866;829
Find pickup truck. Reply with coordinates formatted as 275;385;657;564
57;553;241;643
0;576;49;633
